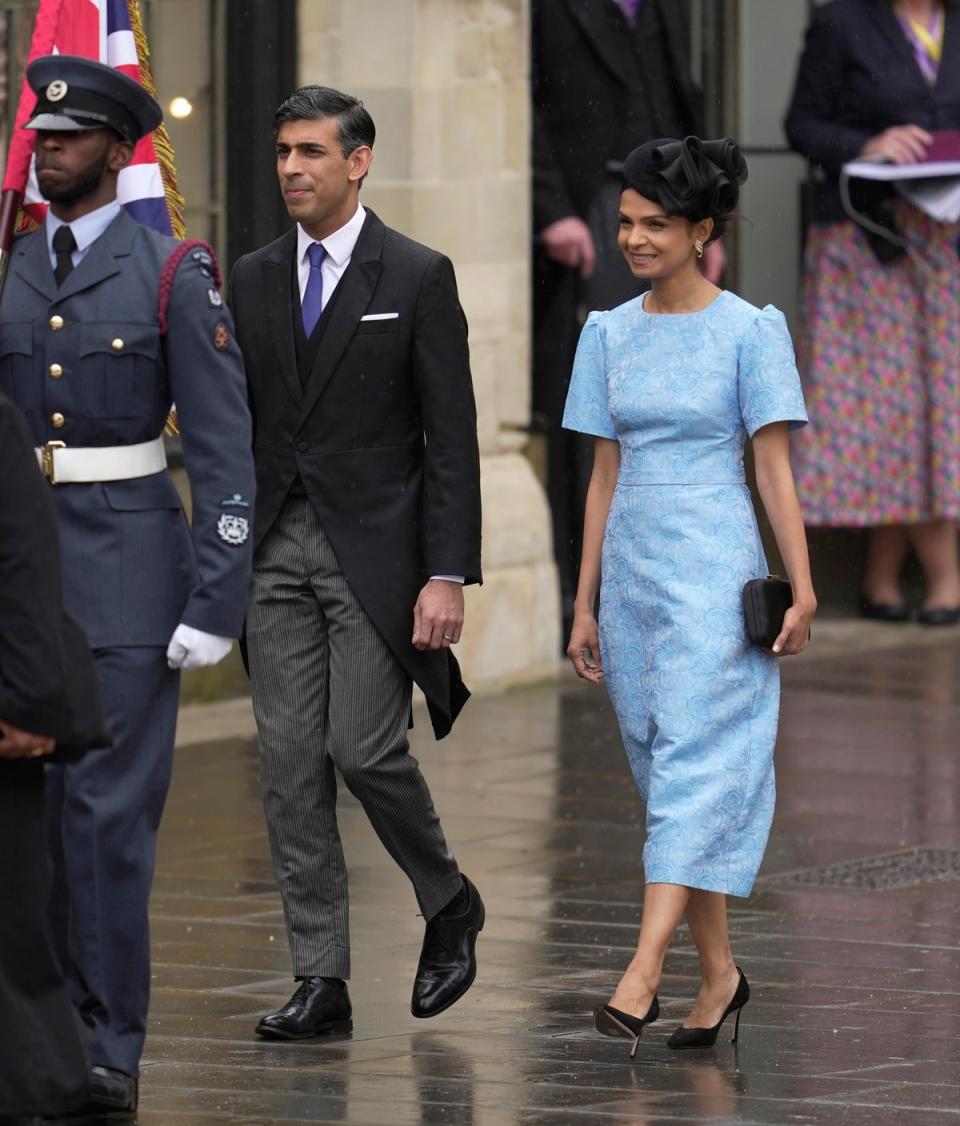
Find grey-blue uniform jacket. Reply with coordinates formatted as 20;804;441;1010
0;209;255;647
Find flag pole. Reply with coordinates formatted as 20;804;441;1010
0;0;64;296
0;188;23;293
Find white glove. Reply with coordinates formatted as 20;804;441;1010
166;623;233;670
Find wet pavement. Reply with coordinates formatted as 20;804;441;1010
133;621;960;1123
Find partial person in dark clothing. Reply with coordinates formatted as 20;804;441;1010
785;0;960;625
532;0;720;629
0;391;107;1123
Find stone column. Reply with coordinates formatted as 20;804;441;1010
298;0;560;688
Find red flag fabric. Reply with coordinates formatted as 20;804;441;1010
2;0;183;237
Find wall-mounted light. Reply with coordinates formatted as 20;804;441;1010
169;96;193;119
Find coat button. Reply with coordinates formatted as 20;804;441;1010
112;338;125;351
49;315;64;330
297;442;309;453
51;412;65;429
49;363;63;378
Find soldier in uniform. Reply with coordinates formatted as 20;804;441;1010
0;56;255;1115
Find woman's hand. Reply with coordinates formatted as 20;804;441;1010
567;610;605;683
771;598;817;657
860;124;933;165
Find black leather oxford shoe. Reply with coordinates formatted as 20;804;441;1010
90;1065;137;1112
255;977;352;1040
54;1065;137;1117
412;875;485;1018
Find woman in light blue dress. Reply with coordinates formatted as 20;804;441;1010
564;137;816;1054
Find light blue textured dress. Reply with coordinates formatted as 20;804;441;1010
563;290;808;896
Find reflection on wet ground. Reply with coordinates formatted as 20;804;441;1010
130;631;959;1123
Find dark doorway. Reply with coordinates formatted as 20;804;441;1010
225;0;297;265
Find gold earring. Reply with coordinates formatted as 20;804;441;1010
695;240;704;259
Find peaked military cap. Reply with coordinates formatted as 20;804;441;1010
25;54;162;144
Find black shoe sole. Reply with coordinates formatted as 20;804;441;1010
666;1033;720;1048
255;1017;353;1041
411;907;485;1019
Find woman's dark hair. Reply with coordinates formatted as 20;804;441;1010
273;85;376;157
621;136;747;241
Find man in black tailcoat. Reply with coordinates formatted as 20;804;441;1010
229;86;484;1039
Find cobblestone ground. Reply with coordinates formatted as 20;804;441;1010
133;620;960;1124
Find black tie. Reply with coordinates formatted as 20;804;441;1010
53;225;77;286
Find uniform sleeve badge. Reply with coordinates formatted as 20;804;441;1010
214;321;230;350
217;512;250;545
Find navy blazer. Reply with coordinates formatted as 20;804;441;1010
0;211;255;647
785;0;960;222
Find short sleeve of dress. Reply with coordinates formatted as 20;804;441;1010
562;312;617;440
737;305;809;438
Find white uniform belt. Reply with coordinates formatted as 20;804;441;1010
35;436;167;484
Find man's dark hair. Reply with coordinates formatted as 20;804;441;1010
273;86;376;156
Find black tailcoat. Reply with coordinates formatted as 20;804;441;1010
228;209;482;739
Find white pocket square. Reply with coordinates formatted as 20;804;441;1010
360;312;399;321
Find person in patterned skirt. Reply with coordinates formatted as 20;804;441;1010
786;0;960;625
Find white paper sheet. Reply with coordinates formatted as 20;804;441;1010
842;158;960;181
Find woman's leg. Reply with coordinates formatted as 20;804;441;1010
609;882;690;1015
681;889;741;1028
908;520;960;609
863;524;909;605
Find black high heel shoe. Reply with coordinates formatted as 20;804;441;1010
593;994;659;1058
666;967;749;1049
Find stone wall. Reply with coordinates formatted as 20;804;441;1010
298;0;561;689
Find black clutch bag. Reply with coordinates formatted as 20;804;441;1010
742;574;794;648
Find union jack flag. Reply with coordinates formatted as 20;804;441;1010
1;0;184;237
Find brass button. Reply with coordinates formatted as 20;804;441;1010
111;338;124;351
49;315;64;330
50;412;65;429
49;362;63;378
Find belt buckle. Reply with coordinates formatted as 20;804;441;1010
41;440;66;483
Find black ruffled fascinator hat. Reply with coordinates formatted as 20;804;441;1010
621;136;748;223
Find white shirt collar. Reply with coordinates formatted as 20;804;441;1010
297;203;366;268
45;199;123;259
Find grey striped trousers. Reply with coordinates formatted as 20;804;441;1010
246;495;462;979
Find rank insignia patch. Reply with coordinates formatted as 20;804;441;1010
217;513;249;545
213;322;229;350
